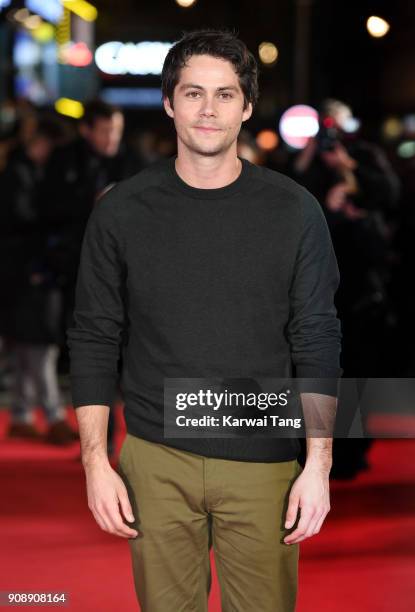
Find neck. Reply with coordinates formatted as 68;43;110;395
175;143;242;189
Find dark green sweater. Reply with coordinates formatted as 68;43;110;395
67;156;342;462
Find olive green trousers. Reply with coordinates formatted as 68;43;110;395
117;434;302;612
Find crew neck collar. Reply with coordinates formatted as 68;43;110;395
165;155;253;200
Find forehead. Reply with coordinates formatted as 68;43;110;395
176;54;241;88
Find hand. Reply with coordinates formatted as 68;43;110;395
283;465;331;545
325;182;349;211
85;460;141;539
293;137;318;173
321;142;357;172
343;201;368;220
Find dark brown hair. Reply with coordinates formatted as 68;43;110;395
81;100;122;128
161;28;259;111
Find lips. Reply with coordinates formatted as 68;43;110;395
194;126;220;132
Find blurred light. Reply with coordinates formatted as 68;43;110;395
175;0;197;6
383;117;403;140
258;42;278;65
342;116;360;133
24;14;42;29
13;33;41;66
56;7;71;46
60;41;93;66
367;16;390;38
0;0;12;10
256;129;279;151
403;114;415;135
13;8;30;22
101;87;163;108
279;104;319;149
55;98;84;118
397;141;415;159
95;41;173;75
323;117;335;128
26;0;63;24
63;0;97;22
31;21;55;42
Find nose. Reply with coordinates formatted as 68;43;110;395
199;94;217;118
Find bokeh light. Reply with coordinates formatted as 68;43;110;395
54;98;84;119
256;129;279;151
258;42;278;65
382;117;403;140
279;104;319;149
175;0;197;7
367;16;390;38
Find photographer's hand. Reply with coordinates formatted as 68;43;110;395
321;142;357;172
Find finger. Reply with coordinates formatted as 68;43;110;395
313;510;329;534
304;511;325;539
101;501;140;538
284;509;311;543
117;487;135;523
291;512;324;543
289;507;328;543
284;506;316;544
284;495;300;529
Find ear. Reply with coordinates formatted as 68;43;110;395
242;101;253;123
163;96;175;119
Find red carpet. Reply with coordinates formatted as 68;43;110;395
0;404;414;611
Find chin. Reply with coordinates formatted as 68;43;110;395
191;141;229;157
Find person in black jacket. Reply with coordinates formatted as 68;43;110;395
3;117;79;444
289;98;401;477
39;101;141;455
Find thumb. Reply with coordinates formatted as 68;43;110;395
118;488;135;522
285;495;299;528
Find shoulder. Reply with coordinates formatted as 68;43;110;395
88;157;170;230
248;162;323;220
96;157;170;211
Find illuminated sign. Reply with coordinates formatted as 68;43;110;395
279;104;319;149
101;88;163;108
26;0;63;24
95;41;173;76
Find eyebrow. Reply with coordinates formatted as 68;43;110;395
178;83;240;92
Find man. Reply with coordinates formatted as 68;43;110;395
289;98;400;476
2;116;78;444
40;100;137;315
67;29;342;611
41;101;139;452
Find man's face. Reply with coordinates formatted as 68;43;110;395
81;111;124;157
163;54;252;157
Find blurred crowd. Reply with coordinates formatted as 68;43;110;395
0;97;413;475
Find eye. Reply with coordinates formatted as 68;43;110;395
186;91;201;98
219;92;233;99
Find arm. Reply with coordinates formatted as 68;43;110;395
284;189;342;544
67;190;138;539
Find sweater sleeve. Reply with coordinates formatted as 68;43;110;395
286;188;343;396
66;190;126;408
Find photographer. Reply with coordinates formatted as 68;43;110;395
290;98;400;378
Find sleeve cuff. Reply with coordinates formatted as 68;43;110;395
70;376;118;409
295;366;342;397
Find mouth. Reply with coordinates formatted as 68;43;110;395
194;126;221;133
